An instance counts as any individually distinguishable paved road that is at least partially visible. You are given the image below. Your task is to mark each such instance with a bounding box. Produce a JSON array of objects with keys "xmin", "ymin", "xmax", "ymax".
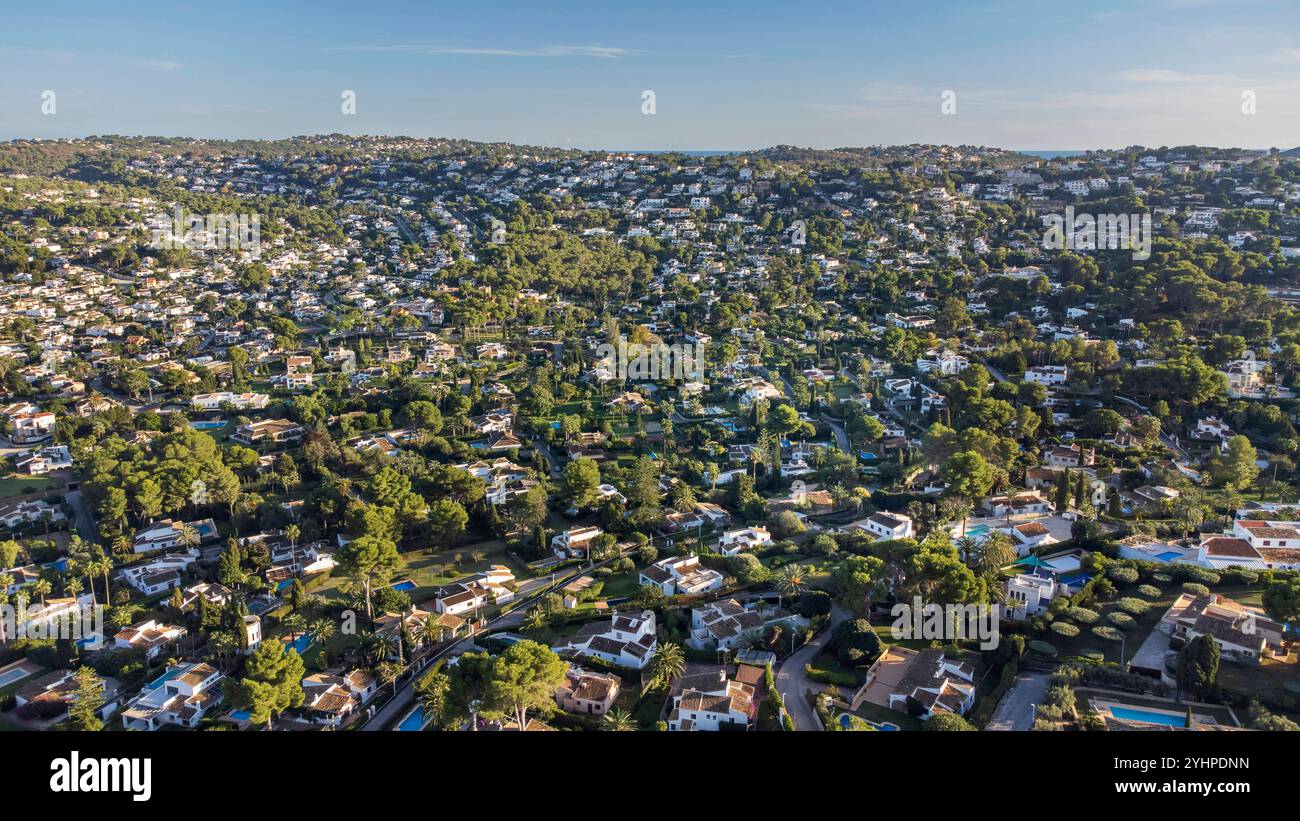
[
  {"xmin": 774, "ymin": 604, "xmax": 850, "ymax": 731},
  {"xmin": 984, "ymin": 670, "xmax": 1050, "ymax": 731},
  {"xmin": 361, "ymin": 549, "xmax": 629, "ymax": 731},
  {"xmin": 64, "ymin": 489, "xmax": 100, "ymax": 545},
  {"xmin": 819, "ymin": 414, "xmax": 851, "ymax": 454}
]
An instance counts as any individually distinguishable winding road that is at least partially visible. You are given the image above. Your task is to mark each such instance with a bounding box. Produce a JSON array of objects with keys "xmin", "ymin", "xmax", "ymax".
[{"xmin": 774, "ymin": 604, "xmax": 850, "ymax": 731}]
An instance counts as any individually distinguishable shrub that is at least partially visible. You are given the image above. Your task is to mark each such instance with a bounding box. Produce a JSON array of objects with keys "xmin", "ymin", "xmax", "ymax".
[
  {"xmin": 1067, "ymin": 607, "xmax": 1100, "ymax": 624},
  {"xmin": 1028, "ymin": 640, "xmax": 1057, "ymax": 657},
  {"xmin": 1220, "ymin": 568, "xmax": 1258, "ymax": 586},
  {"xmin": 1050, "ymin": 622, "xmax": 1080, "ymax": 637},
  {"xmin": 1137, "ymin": 584, "xmax": 1162, "ymax": 598},
  {"xmin": 1153, "ymin": 573, "xmax": 1172, "ymax": 584},
  {"xmin": 1173, "ymin": 565, "xmax": 1220, "ymax": 585},
  {"xmin": 1182, "ymin": 582, "xmax": 1210, "ymax": 597},
  {"xmin": 832, "ymin": 619, "xmax": 883, "ymax": 668},
  {"xmin": 924, "ymin": 712, "xmax": 976, "ymax": 731},
  {"xmin": 1092, "ymin": 626, "xmax": 1124, "ymax": 642},
  {"xmin": 794, "ymin": 590, "xmax": 833, "ymax": 619},
  {"xmin": 804, "ymin": 665, "xmax": 860, "ymax": 688},
  {"xmin": 1114, "ymin": 597, "xmax": 1149, "ymax": 615},
  {"xmin": 1107, "ymin": 612, "xmax": 1136, "ymax": 629},
  {"xmin": 1108, "ymin": 566, "xmax": 1139, "ymax": 585}
]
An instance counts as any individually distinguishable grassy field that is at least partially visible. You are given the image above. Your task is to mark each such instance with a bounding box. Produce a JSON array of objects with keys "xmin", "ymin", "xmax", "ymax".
[
  {"xmin": 1043, "ymin": 586, "xmax": 1179, "ymax": 665},
  {"xmin": 598, "ymin": 571, "xmax": 640, "ymax": 599},
  {"xmin": 0, "ymin": 475, "xmax": 63, "ymax": 499},
  {"xmin": 314, "ymin": 539, "xmax": 531, "ymax": 603}
]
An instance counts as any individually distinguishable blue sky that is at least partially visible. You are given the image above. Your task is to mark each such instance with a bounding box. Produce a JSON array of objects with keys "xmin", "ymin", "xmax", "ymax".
[{"xmin": 1, "ymin": 0, "xmax": 1297, "ymax": 150}]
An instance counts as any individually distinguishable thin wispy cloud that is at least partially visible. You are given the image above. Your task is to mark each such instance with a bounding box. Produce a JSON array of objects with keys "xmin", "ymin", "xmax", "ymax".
[
  {"xmin": 329, "ymin": 44, "xmax": 636, "ymax": 59},
  {"xmin": 1116, "ymin": 68, "xmax": 1222, "ymax": 84},
  {"xmin": 133, "ymin": 58, "xmax": 182, "ymax": 70}
]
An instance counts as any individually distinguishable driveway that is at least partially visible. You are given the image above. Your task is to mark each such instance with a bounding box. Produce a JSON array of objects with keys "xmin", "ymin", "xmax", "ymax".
[
  {"xmin": 819, "ymin": 414, "xmax": 851, "ymax": 455},
  {"xmin": 984, "ymin": 670, "xmax": 1050, "ymax": 731},
  {"xmin": 774, "ymin": 604, "xmax": 850, "ymax": 731},
  {"xmin": 64, "ymin": 488, "xmax": 100, "ymax": 544}
]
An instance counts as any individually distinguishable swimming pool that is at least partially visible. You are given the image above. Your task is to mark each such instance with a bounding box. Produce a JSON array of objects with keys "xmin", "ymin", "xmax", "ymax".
[
  {"xmin": 964, "ymin": 524, "xmax": 991, "ymax": 538},
  {"xmin": 1154, "ymin": 550, "xmax": 1183, "ymax": 562},
  {"xmin": 190, "ymin": 420, "xmax": 226, "ymax": 430},
  {"xmin": 144, "ymin": 668, "xmax": 184, "ymax": 690},
  {"xmin": 1109, "ymin": 706, "xmax": 1187, "ymax": 726},
  {"xmin": 282, "ymin": 632, "xmax": 315, "ymax": 654},
  {"xmin": 0, "ymin": 665, "xmax": 36, "ymax": 687},
  {"xmin": 398, "ymin": 707, "xmax": 428, "ymax": 731},
  {"xmin": 391, "ymin": 579, "xmax": 416, "ymax": 592}
]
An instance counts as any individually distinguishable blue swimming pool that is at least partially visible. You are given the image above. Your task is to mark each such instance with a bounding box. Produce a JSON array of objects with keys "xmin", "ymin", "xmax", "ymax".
[
  {"xmin": 1155, "ymin": 550, "xmax": 1183, "ymax": 562},
  {"xmin": 145, "ymin": 668, "xmax": 184, "ymax": 690},
  {"xmin": 230, "ymin": 710, "xmax": 251, "ymax": 721},
  {"xmin": 1109, "ymin": 706, "xmax": 1186, "ymax": 726},
  {"xmin": 0, "ymin": 666, "xmax": 35, "ymax": 687},
  {"xmin": 398, "ymin": 707, "xmax": 428, "ymax": 731},
  {"xmin": 964, "ymin": 524, "xmax": 991, "ymax": 538},
  {"xmin": 391, "ymin": 580, "xmax": 416, "ymax": 592},
  {"xmin": 190, "ymin": 420, "xmax": 226, "ymax": 430},
  {"xmin": 282, "ymin": 633, "xmax": 314, "ymax": 654}
]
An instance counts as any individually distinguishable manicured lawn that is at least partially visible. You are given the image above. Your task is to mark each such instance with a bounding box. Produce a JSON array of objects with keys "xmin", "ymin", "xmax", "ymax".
[
  {"xmin": 0, "ymin": 475, "xmax": 63, "ymax": 499},
  {"xmin": 808, "ymin": 645, "xmax": 867, "ymax": 686},
  {"xmin": 598, "ymin": 572, "xmax": 640, "ymax": 599},
  {"xmin": 1043, "ymin": 587, "xmax": 1178, "ymax": 665},
  {"xmin": 315, "ymin": 540, "xmax": 532, "ymax": 603}
]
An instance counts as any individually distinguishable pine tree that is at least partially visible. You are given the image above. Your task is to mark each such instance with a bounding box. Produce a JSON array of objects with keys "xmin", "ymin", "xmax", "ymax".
[
  {"xmin": 67, "ymin": 666, "xmax": 105, "ymax": 731},
  {"xmin": 1055, "ymin": 470, "xmax": 1071, "ymax": 511}
]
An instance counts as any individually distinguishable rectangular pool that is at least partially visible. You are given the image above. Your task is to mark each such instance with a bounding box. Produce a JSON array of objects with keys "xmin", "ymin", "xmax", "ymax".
[
  {"xmin": 398, "ymin": 707, "xmax": 427, "ymax": 731},
  {"xmin": 1109, "ymin": 706, "xmax": 1187, "ymax": 726}
]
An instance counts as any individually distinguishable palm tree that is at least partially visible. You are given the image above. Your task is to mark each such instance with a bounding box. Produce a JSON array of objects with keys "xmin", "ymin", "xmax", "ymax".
[
  {"xmin": 32, "ymin": 578, "xmax": 51, "ymax": 608},
  {"xmin": 647, "ymin": 642, "xmax": 686, "ymax": 691},
  {"xmin": 96, "ymin": 557, "xmax": 113, "ymax": 604},
  {"xmin": 523, "ymin": 607, "xmax": 547, "ymax": 632},
  {"xmin": 0, "ymin": 574, "xmax": 10, "ymax": 644},
  {"xmin": 955, "ymin": 536, "xmax": 978, "ymax": 565},
  {"xmin": 775, "ymin": 563, "xmax": 809, "ymax": 607},
  {"xmin": 309, "ymin": 618, "xmax": 336, "ymax": 644},
  {"xmin": 285, "ymin": 524, "xmax": 301, "ymax": 553},
  {"xmin": 282, "ymin": 612, "xmax": 308, "ymax": 636},
  {"xmin": 975, "ymin": 531, "xmax": 1017, "ymax": 579},
  {"xmin": 421, "ymin": 614, "xmax": 445, "ymax": 647},
  {"xmin": 601, "ymin": 708, "xmax": 637, "ymax": 731},
  {"xmin": 377, "ymin": 661, "xmax": 403, "ymax": 696},
  {"xmin": 418, "ymin": 672, "xmax": 451, "ymax": 729},
  {"xmin": 366, "ymin": 631, "xmax": 400, "ymax": 667},
  {"xmin": 178, "ymin": 524, "xmax": 201, "ymax": 551}
]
